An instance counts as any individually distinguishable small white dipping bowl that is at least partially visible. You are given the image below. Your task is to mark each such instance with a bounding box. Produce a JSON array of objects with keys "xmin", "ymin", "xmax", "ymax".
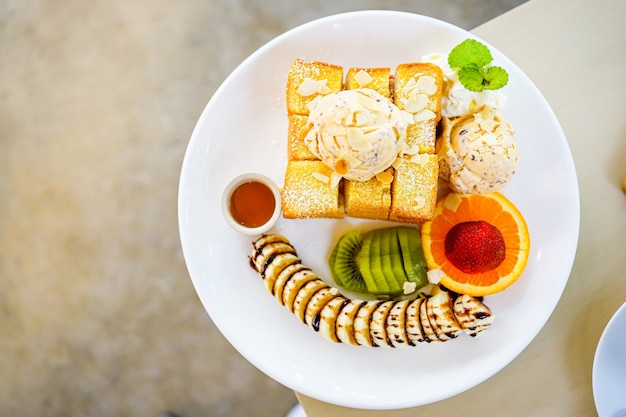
[
  {"xmin": 593, "ymin": 301, "xmax": 626, "ymax": 417},
  {"xmin": 221, "ymin": 173, "xmax": 282, "ymax": 236}
]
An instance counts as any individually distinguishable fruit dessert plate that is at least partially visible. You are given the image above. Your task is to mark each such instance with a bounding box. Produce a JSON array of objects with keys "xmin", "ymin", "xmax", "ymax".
[{"xmin": 178, "ymin": 11, "xmax": 579, "ymax": 410}]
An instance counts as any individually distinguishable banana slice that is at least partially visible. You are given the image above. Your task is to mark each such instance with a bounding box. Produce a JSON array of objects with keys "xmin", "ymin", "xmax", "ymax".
[
  {"xmin": 304, "ymin": 286, "xmax": 338, "ymax": 327},
  {"xmin": 353, "ymin": 301, "xmax": 381, "ymax": 346},
  {"xmin": 426, "ymin": 291, "xmax": 462, "ymax": 341},
  {"xmin": 317, "ymin": 296, "xmax": 350, "ymax": 343},
  {"xmin": 405, "ymin": 298, "xmax": 426, "ymax": 345},
  {"xmin": 292, "ymin": 279, "xmax": 329, "ymax": 323},
  {"xmin": 453, "ymin": 294, "xmax": 495, "ymax": 337},
  {"xmin": 386, "ymin": 300, "xmax": 410, "ymax": 347},
  {"xmin": 370, "ymin": 301, "xmax": 395, "ymax": 348},
  {"xmin": 270, "ymin": 255, "xmax": 305, "ymax": 298},
  {"xmin": 281, "ymin": 268, "xmax": 319, "ymax": 312},
  {"xmin": 336, "ymin": 300, "xmax": 365, "ymax": 345},
  {"xmin": 419, "ymin": 297, "xmax": 439, "ymax": 342}
]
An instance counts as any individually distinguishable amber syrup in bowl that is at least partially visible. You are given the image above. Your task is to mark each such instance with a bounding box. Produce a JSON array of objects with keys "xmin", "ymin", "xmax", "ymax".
[{"xmin": 222, "ymin": 173, "xmax": 281, "ymax": 235}]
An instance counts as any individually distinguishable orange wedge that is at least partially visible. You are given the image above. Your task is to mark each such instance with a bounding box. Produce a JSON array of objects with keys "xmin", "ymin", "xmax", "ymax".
[{"xmin": 421, "ymin": 192, "xmax": 530, "ymax": 296}]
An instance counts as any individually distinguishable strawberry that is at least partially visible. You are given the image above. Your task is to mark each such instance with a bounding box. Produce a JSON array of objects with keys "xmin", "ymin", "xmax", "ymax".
[{"xmin": 444, "ymin": 221, "xmax": 505, "ymax": 273}]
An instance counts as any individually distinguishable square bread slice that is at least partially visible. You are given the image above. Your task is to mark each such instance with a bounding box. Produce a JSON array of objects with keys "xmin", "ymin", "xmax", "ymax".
[
  {"xmin": 345, "ymin": 67, "xmax": 391, "ymax": 98},
  {"xmin": 344, "ymin": 169, "xmax": 393, "ymax": 220},
  {"xmin": 394, "ymin": 63, "xmax": 443, "ymax": 156},
  {"xmin": 389, "ymin": 155, "xmax": 438, "ymax": 223},
  {"xmin": 286, "ymin": 58, "xmax": 343, "ymax": 116},
  {"xmin": 282, "ymin": 161, "xmax": 344, "ymax": 219},
  {"xmin": 393, "ymin": 62, "xmax": 443, "ymax": 117},
  {"xmin": 406, "ymin": 118, "xmax": 437, "ymax": 155},
  {"xmin": 287, "ymin": 113, "xmax": 317, "ymax": 161}
]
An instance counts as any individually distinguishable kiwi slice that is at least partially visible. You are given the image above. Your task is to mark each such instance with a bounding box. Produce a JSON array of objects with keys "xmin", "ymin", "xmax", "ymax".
[
  {"xmin": 379, "ymin": 228, "xmax": 404, "ymax": 295},
  {"xmin": 359, "ymin": 230, "xmax": 376, "ymax": 293},
  {"xmin": 397, "ymin": 227, "xmax": 429, "ymax": 290},
  {"xmin": 377, "ymin": 228, "xmax": 396, "ymax": 294},
  {"xmin": 364, "ymin": 228, "xmax": 389, "ymax": 293},
  {"xmin": 328, "ymin": 229, "xmax": 368, "ymax": 293},
  {"xmin": 388, "ymin": 228, "xmax": 410, "ymax": 292}
]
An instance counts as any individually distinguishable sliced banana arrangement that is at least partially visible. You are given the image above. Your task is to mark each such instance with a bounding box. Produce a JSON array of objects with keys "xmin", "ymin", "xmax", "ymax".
[{"xmin": 250, "ymin": 234, "xmax": 494, "ymax": 347}]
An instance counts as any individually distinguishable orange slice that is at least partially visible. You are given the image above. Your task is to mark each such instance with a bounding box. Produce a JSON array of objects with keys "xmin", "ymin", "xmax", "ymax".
[{"xmin": 421, "ymin": 192, "xmax": 530, "ymax": 296}]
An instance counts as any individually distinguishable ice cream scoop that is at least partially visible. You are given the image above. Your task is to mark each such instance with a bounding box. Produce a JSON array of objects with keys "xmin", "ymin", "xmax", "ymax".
[
  {"xmin": 438, "ymin": 105, "xmax": 518, "ymax": 194},
  {"xmin": 303, "ymin": 88, "xmax": 411, "ymax": 181}
]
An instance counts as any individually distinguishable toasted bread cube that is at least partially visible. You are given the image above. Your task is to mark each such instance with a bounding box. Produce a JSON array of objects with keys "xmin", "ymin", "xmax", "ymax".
[
  {"xmin": 287, "ymin": 113, "xmax": 318, "ymax": 161},
  {"xmin": 286, "ymin": 58, "xmax": 343, "ymax": 116},
  {"xmin": 344, "ymin": 169, "xmax": 393, "ymax": 220},
  {"xmin": 282, "ymin": 161, "xmax": 344, "ymax": 219},
  {"xmin": 406, "ymin": 118, "xmax": 437, "ymax": 155},
  {"xmin": 389, "ymin": 155, "xmax": 437, "ymax": 223},
  {"xmin": 394, "ymin": 63, "xmax": 443, "ymax": 120},
  {"xmin": 345, "ymin": 67, "xmax": 391, "ymax": 98}
]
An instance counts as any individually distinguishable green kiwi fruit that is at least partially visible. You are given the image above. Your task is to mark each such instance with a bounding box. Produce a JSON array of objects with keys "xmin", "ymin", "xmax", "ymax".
[
  {"xmin": 388, "ymin": 228, "xmax": 410, "ymax": 292},
  {"xmin": 328, "ymin": 229, "xmax": 367, "ymax": 293},
  {"xmin": 370, "ymin": 228, "xmax": 392, "ymax": 294},
  {"xmin": 397, "ymin": 227, "xmax": 429, "ymax": 290}
]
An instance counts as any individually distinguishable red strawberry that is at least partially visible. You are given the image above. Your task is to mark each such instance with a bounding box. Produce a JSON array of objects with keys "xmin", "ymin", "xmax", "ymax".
[{"xmin": 444, "ymin": 221, "xmax": 506, "ymax": 273}]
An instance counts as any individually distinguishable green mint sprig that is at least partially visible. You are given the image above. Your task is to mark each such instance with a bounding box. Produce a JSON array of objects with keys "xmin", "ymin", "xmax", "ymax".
[{"xmin": 448, "ymin": 39, "xmax": 509, "ymax": 92}]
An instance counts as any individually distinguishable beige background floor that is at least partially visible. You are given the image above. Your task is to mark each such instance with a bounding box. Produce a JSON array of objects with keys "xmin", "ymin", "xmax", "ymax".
[{"xmin": 0, "ymin": 1, "xmax": 527, "ymax": 416}]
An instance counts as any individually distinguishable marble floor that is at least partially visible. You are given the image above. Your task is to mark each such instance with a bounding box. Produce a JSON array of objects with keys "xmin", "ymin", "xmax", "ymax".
[{"xmin": 0, "ymin": 0, "xmax": 527, "ymax": 416}]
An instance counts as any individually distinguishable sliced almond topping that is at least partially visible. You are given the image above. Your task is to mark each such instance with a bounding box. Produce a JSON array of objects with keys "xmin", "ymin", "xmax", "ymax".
[
  {"xmin": 376, "ymin": 171, "xmax": 394, "ymax": 184},
  {"xmin": 334, "ymin": 159, "xmax": 349, "ymax": 175},
  {"xmin": 479, "ymin": 118, "xmax": 498, "ymax": 133},
  {"xmin": 317, "ymin": 80, "xmax": 331, "ymax": 95},
  {"xmin": 329, "ymin": 172, "xmax": 342, "ymax": 188},
  {"xmin": 326, "ymin": 123, "xmax": 345, "ymax": 137},
  {"xmin": 427, "ymin": 268, "xmax": 445, "ymax": 284},
  {"xmin": 403, "ymin": 281, "xmax": 417, "ymax": 295},
  {"xmin": 312, "ymin": 171, "xmax": 330, "ymax": 183},
  {"xmin": 481, "ymin": 132, "xmax": 499, "ymax": 146},
  {"xmin": 413, "ymin": 109, "xmax": 436, "ymax": 122},
  {"xmin": 404, "ymin": 77, "xmax": 417, "ymax": 91},
  {"xmin": 355, "ymin": 111, "xmax": 374, "ymax": 126},
  {"xmin": 341, "ymin": 151, "xmax": 362, "ymax": 169},
  {"xmin": 357, "ymin": 93, "xmax": 384, "ymax": 112},
  {"xmin": 298, "ymin": 123, "xmax": 313, "ymax": 141},
  {"xmin": 442, "ymin": 193, "xmax": 463, "ymax": 212},
  {"xmin": 297, "ymin": 78, "xmax": 331, "ymax": 97},
  {"xmin": 403, "ymin": 144, "xmax": 419, "ymax": 156},
  {"xmin": 297, "ymin": 78, "xmax": 322, "ymax": 96},
  {"xmin": 354, "ymin": 70, "xmax": 373, "ymax": 87},
  {"xmin": 413, "ymin": 196, "xmax": 425, "ymax": 209},
  {"xmin": 405, "ymin": 93, "xmax": 429, "ymax": 113},
  {"xmin": 415, "ymin": 76, "xmax": 438, "ymax": 95},
  {"xmin": 347, "ymin": 128, "xmax": 372, "ymax": 152}
]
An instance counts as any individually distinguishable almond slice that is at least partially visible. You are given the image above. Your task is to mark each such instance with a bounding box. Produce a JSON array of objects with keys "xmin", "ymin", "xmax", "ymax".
[
  {"xmin": 312, "ymin": 171, "xmax": 330, "ymax": 183},
  {"xmin": 354, "ymin": 70, "xmax": 373, "ymax": 87},
  {"xmin": 413, "ymin": 109, "xmax": 436, "ymax": 122},
  {"xmin": 416, "ymin": 76, "xmax": 438, "ymax": 96}
]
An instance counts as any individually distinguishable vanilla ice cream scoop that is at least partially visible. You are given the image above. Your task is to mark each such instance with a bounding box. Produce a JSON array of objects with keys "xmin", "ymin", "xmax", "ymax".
[
  {"xmin": 303, "ymin": 88, "xmax": 410, "ymax": 181},
  {"xmin": 438, "ymin": 105, "xmax": 518, "ymax": 194}
]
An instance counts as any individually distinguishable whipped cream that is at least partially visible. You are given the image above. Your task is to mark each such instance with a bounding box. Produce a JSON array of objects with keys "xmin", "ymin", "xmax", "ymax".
[{"xmin": 422, "ymin": 53, "xmax": 507, "ymax": 118}]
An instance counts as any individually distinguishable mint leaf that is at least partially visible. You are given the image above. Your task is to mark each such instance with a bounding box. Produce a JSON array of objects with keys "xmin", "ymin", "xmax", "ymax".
[
  {"xmin": 447, "ymin": 38, "xmax": 509, "ymax": 92},
  {"xmin": 458, "ymin": 65, "xmax": 486, "ymax": 92},
  {"xmin": 482, "ymin": 66, "xmax": 509, "ymax": 90},
  {"xmin": 448, "ymin": 39, "xmax": 493, "ymax": 69}
]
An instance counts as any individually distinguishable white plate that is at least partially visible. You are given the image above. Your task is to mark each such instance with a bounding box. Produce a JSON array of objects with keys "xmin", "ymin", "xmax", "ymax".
[
  {"xmin": 593, "ymin": 302, "xmax": 626, "ymax": 417},
  {"xmin": 178, "ymin": 11, "xmax": 580, "ymax": 409}
]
